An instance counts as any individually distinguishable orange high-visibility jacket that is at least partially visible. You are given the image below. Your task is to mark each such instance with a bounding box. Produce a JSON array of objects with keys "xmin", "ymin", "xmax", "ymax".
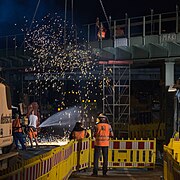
[
  {"xmin": 98, "ymin": 30, "xmax": 106, "ymax": 39},
  {"xmin": 94, "ymin": 123, "xmax": 113, "ymax": 147},
  {"xmin": 12, "ymin": 118, "xmax": 22, "ymax": 133},
  {"xmin": 72, "ymin": 130, "xmax": 86, "ymax": 140}
]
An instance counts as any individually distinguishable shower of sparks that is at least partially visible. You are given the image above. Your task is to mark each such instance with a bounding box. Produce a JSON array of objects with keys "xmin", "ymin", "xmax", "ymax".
[{"xmin": 23, "ymin": 13, "xmax": 104, "ymax": 103}]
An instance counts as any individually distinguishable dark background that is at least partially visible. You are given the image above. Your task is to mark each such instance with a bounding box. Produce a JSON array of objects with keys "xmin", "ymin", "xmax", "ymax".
[{"xmin": 0, "ymin": 0, "xmax": 179, "ymax": 35}]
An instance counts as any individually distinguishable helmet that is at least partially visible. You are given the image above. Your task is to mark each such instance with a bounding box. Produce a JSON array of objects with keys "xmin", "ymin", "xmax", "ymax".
[
  {"xmin": 98, "ymin": 113, "xmax": 108, "ymax": 123},
  {"xmin": 98, "ymin": 113, "xmax": 107, "ymax": 118}
]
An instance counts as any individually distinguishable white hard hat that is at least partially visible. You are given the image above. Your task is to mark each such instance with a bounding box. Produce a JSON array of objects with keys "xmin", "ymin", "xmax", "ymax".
[{"xmin": 98, "ymin": 113, "xmax": 107, "ymax": 118}]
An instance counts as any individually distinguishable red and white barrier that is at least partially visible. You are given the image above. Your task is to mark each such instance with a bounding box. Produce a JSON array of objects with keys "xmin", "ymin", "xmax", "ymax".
[
  {"xmin": 109, "ymin": 141, "xmax": 154, "ymax": 150},
  {"xmin": 41, "ymin": 158, "xmax": 52, "ymax": 176},
  {"xmin": 24, "ymin": 163, "xmax": 41, "ymax": 180}
]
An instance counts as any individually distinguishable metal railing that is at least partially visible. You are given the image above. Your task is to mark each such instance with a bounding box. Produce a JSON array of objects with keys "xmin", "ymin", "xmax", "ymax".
[
  {"xmin": 0, "ymin": 8, "xmax": 180, "ymax": 57},
  {"xmin": 82, "ymin": 8, "xmax": 180, "ymax": 45}
]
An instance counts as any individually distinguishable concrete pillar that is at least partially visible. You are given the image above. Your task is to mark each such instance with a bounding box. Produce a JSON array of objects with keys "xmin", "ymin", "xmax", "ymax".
[
  {"xmin": 165, "ymin": 62, "xmax": 175, "ymax": 86},
  {"xmin": 163, "ymin": 61, "xmax": 176, "ymax": 144}
]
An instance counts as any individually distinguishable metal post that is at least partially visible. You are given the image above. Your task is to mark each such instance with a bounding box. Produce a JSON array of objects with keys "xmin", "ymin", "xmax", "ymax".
[
  {"xmin": 176, "ymin": 5, "xmax": 179, "ymax": 33},
  {"xmin": 109, "ymin": 15, "xmax": 112, "ymax": 39},
  {"xmin": 102, "ymin": 64, "xmax": 105, "ymax": 114},
  {"xmin": 112, "ymin": 64, "xmax": 115, "ymax": 131},
  {"xmin": 159, "ymin": 14, "xmax": 162, "ymax": 43},
  {"xmin": 159, "ymin": 14, "xmax": 162, "ymax": 35},
  {"xmin": 143, "ymin": 16, "xmax": 146, "ymax": 45},
  {"xmin": 125, "ymin": 13, "xmax": 128, "ymax": 38},
  {"xmin": 113, "ymin": 20, "xmax": 116, "ymax": 47},
  {"xmin": 128, "ymin": 64, "xmax": 131, "ymax": 137},
  {"xmin": 128, "ymin": 18, "xmax": 131, "ymax": 46},
  {"xmin": 151, "ymin": 9, "xmax": 154, "ymax": 35}
]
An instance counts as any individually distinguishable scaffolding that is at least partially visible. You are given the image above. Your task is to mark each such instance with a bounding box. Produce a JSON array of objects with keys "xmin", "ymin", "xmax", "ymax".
[{"xmin": 102, "ymin": 61, "xmax": 131, "ymax": 138}]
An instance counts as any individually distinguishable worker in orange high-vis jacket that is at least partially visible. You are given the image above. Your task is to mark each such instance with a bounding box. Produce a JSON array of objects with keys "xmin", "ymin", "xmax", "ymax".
[
  {"xmin": 91, "ymin": 114, "xmax": 114, "ymax": 177},
  {"xmin": 69, "ymin": 121, "xmax": 89, "ymax": 171},
  {"xmin": 12, "ymin": 114, "xmax": 26, "ymax": 150},
  {"xmin": 69, "ymin": 122, "xmax": 89, "ymax": 140}
]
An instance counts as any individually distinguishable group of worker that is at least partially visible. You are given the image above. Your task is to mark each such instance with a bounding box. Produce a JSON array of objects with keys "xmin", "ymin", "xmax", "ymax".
[
  {"xmin": 12, "ymin": 110, "xmax": 39, "ymax": 151},
  {"xmin": 12, "ymin": 110, "xmax": 113, "ymax": 176},
  {"xmin": 70, "ymin": 113, "xmax": 114, "ymax": 177}
]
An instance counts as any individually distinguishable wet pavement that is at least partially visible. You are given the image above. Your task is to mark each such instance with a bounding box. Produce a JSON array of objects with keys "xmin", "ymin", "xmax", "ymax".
[
  {"xmin": 69, "ymin": 166, "xmax": 163, "ymax": 180},
  {"xmin": 18, "ymin": 145, "xmax": 58, "ymax": 160}
]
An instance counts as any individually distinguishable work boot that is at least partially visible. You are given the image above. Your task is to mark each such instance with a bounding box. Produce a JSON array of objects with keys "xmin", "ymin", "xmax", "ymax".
[{"xmin": 103, "ymin": 170, "xmax": 107, "ymax": 176}]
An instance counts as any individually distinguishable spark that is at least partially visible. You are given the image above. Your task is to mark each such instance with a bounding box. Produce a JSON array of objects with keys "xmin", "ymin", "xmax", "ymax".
[{"xmin": 24, "ymin": 13, "xmax": 102, "ymax": 106}]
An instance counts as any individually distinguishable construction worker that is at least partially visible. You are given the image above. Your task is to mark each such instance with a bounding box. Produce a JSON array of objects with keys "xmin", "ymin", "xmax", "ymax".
[
  {"xmin": 69, "ymin": 122, "xmax": 89, "ymax": 140},
  {"xmin": 12, "ymin": 114, "xmax": 26, "ymax": 150},
  {"xmin": 69, "ymin": 121, "xmax": 89, "ymax": 171},
  {"xmin": 96, "ymin": 17, "xmax": 106, "ymax": 40},
  {"xmin": 97, "ymin": 22, "xmax": 106, "ymax": 40},
  {"xmin": 28, "ymin": 110, "xmax": 39, "ymax": 148},
  {"xmin": 91, "ymin": 114, "xmax": 114, "ymax": 176}
]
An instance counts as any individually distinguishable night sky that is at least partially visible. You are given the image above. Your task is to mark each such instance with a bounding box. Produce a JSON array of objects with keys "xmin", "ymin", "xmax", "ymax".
[{"xmin": 0, "ymin": 0, "xmax": 179, "ymax": 36}]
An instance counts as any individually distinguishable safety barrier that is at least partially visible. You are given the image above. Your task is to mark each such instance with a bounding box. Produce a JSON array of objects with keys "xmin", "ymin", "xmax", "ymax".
[
  {"xmin": 90, "ymin": 139, "xmax": 156, "ymax": 169},
  {"xmin": 0, "ymin": 138, "xmax": 156, "ymax": 180},
  {"xmin": 163, "ymin": 138, "xmax": 180, "ymax": 180}
]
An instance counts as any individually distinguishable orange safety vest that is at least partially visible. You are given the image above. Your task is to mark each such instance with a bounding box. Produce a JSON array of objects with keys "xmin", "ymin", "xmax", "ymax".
[
  {"xmin": 72, "ymin": 130, "xmax": 86, "ymax": 140},
  {"xmin": 94, "ymin": 123, "xmax": 112, "ymax": 147},
  {"xmin": 12, "ymin": 118, "xmax": 22, "ymax": 133},
  {"xmin": 28, "ymin": 127, "xmax": 37, "ymax": 139},
  {"xmin": 98, "ymin": 30, "xmax": 106, "ymax": 39}
]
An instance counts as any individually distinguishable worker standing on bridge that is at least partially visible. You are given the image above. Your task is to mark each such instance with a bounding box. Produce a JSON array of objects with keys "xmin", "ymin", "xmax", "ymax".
[
  {"xmin": 12, "ymin": 114, "xmax": 26, "ymax": 150},
  {"xmin": 91, "ymin": 114, "xmax": 114, "ymax": 176},
  {"xmin": 28, "ymin": 110, "xmax": 39, "ymax": 148}
]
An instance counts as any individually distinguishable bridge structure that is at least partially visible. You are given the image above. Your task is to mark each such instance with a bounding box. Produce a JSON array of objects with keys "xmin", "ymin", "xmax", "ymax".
[{"xmin": 79, "ymin": 8, "xmax": 180, "ymax": 140}]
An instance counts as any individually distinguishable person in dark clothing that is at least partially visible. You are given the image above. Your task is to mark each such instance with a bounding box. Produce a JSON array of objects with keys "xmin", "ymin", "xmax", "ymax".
[
  {"xmin": 69, "ymin": 121, "xmax": 90, "ymax": 171},
  {"xmin": 69, "ymin": 122, "xmax": 89, "ymax": 140},
  {"xmin": 12, "ymin": 114, "xmax": 26, "ymax": 150}
]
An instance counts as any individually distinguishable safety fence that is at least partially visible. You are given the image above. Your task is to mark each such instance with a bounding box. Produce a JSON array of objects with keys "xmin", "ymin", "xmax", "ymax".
[
  {"xmin": 0, "ymin": 138, "xmax": 156, "ymax": 180},
  {"xmin": 163, "ymin": 138, "xmax": 180, "ymax": 180},
  {"xmin": 90, "ymin": 139, "xmax": 156, "ymax": 169}
]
